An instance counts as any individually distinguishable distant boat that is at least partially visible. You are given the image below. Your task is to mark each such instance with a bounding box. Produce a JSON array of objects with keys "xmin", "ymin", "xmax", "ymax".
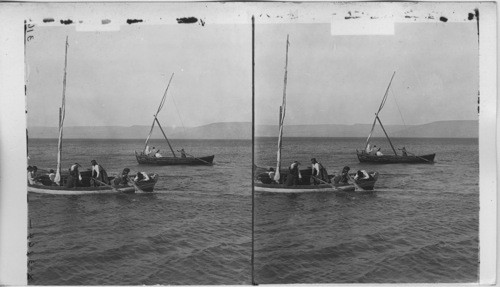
[
  {"xmin": 254, "ymin": 36, "xmax": 378, "ymax": 193},
  {"xmin": 135, "ymin": 73, "xmax": 214, "ymax": 166},
  {"xmin": 356, "ymin": 72, "xmax": 436, "ymax": 164},
  {"xmin": 28, "ymin": 37, "xmax": 159, "ymax": 194}
]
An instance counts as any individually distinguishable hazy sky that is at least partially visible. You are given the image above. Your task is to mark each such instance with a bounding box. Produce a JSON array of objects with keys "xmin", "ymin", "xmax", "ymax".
[
  {"xmin": 255, "ymin": 21, "xmax": 479, "ymax": 126},
  {"xmin": 25, "ymin": 2, "xmax": 479, "ymax": 129},
  {"xmin": 26, "ymin": 23, "xmax": 251, "ymax": 128}
]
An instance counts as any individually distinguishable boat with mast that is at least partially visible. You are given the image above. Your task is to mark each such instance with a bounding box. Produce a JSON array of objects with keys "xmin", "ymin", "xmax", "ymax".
[
  {"xmin": 356, "ymin": 72, "xmax": 436, "ymax": 164},
  {"xmin": 134, "ymin": 73, "xmax": 214, "ymax": 166},
  {"xmin": 28, "ymin": 37, "xmax": 158, "ymax": 194},
  {"xmin": 254, "ymin": 36, "xmax": 378, "ymax": 193}
]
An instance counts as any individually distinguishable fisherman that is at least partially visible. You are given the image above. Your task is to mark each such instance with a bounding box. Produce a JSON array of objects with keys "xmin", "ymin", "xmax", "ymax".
[
  {"xmin": 285, "ymin": 161, "xmax": 302, "ymax": 186},
  {"xmin": 27, "ymin": 166, "xmax": 39, "ymax": 185},
  {"xmin": 268, "ymin": 167, "xmax": 276, "ymax": 181},
  {"xmin": 150, "ymin": 147, "xmax": 157, "ymax": 157},
  {"xmin": 91, "ymin": 160, "xmax": 109, "ymax": 186},
  {"xmin": 180, "ymin": 148, "xmax": 187, "ymax": 158},
  {"xmin": 365, "ymin": 143, "xmax": 373, "ymax": 154},
  {"xmin": 154, "ymin": 150, "xmax": 162, "ymax": 158},
  {"xmin": 334, "ymin": 166, "xmax": 351, "ymax": 184},
  {"xmin": 399, "ymin": 146, "xmax": 408, "ymax": 156},
  {"xmin": 354, "ymin": 169, "xmax": 372, "ymax": 181},
  {"xmin": 310, "ymin": 158, "xmax": 329, "ymax": 184},
  {"xmin": 113, "ymin": 168, "xmax": 131, "ymax": 186},
  {"xmin": 66, "ymin": 163, "xmax": 82, "ymax": 188},
  {"xmin": 371, "ymin": 145, "xmax": 377, "ymax": 155},
  {"xmin": 134, "ymin": 171, "xmax": 150, "ymax": 182},
  {"xmin": 376, "ymin": 148, "xmax": 384, "ymax": 156},
  {"xmin": 48, "ymin": 169, "xmax": 56, "ymax": 184},
  {"xmin": 144, "ymin": 145, "xmax": 152, "ymax": 156}
]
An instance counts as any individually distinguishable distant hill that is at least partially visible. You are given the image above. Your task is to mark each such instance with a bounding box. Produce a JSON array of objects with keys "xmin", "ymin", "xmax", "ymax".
[{"xmin": 28, "ymin": 120, "xmax": 477, "ymax": 139}]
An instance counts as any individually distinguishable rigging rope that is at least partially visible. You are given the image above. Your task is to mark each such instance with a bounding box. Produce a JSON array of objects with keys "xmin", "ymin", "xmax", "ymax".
[
  {"xmin": 391, "ymin": 87, "xmax": 407, "ymax": 128},
  {"xmin": 170, "ymin": 92, "xmax": 187, "ymax": 137}
]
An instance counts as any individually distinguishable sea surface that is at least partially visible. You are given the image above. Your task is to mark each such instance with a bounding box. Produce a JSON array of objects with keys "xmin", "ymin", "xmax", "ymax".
[
  {"xmin": 254, "ymin": 137, "xmax": 479, "ymax": 283},
  {"xmin": 28, "ymin": 139, "xmax": 252, "ymax": 285}
]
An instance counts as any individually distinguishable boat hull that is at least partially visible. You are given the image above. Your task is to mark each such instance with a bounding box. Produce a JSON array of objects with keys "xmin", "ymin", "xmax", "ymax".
[
  {"xmin": 135, "ymin": 151, "xmax": 214, "ymax": 165},
  {"xmin": 357, "ymin": 151, "xmax": 435, "ymax": 164},
  {"xmin": 28, "ymin": 173, "xmax": 159, "ymax": 195},
  {"xmin": 254, "ymin": 171, "xmax": 378, "ymax": 193}
]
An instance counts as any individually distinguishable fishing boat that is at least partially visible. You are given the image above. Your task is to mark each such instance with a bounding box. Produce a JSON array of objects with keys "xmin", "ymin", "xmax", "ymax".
[
  {"xmin": 254, "ymin": 36, "xmax": 378, "ymax": 194},
  {"xmin": 28, "ymin": 171, "xmax": 159, "ymax": 195},
  {"xmin": 28, "ymin": 37, "xmax": 159, "ymax": 195},
  {"xmin": 135, "ymin": 73, "xmax": 214, "ymax": 166},
  {"xmin": 356, "ymin": 72, "xmax": 436, "ymax": 164}
]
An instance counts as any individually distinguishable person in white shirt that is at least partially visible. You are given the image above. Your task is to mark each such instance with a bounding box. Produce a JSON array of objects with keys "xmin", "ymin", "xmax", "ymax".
[
  {"xmin": 48, "ymin": 169, "xmax": 56, "ymax": 183},
  {"xmin": 144, "ymin": 145, "xmax": 152, "ymax": 156},
  {"xmin": 310, "ymin": 158, "xmax": 329, "ymax": 184},
  {"xmin": 134, "ymin": 172, "xmax": 150, "ymax": 182},
  {"xmin": 354, "ymin": 170, "xmax": 371, "ymax": 180},
  {"xmin": 155, "ymin": 151, "xmax": 162, "ymax": 158},
  {"xmin": 365, "ymin": 143, "xmax": 373, "ymax": 154},
  {"xmin": 91, "ymin": 160, "xmax": 109, "ymax": 186},
  {"xmin": 376, "ymin": 148, "xmax": 383, "ymax": 156}
]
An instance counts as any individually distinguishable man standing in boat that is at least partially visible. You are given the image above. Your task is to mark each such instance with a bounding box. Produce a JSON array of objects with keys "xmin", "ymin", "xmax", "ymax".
[
  {"xmin": 90, "ymin": 160, "xmax": 109, "ymax": 186},
  {"xmin": 310, "ymin": 158, "xmax": 329, "ymax": 184},
  {"xmin": 285, "ymin": 161, "xmax": 302, "ymax": 186}
]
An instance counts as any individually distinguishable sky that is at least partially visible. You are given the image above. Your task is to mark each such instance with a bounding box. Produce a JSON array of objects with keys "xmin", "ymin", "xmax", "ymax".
[
  {"xmin": 24, "ymin": 2, "xmax": 480, "ymax": 129},
  {"xmin": 255, "ymin": 21, "xmax": 479, "ymax": 126},
  {"xmin": 26, "ymin": 22, "xmax": 252, "ymax": 128}
]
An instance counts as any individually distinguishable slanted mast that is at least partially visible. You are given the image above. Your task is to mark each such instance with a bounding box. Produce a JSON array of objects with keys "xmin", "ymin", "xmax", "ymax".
[
  {"xmin": 364, "ymin": 71, "xmax": 398, "ymax": 156},
  {"xmin": 143, "ymin": 73, "xmax": 176, "ymax": 157}
]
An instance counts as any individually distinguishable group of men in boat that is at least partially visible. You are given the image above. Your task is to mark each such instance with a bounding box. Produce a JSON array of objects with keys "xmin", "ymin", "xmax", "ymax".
[
  {"xmin": 143, "ymin": 146, "xmax": 188, "ymax": 158},
  {"xmin": 364, "ymin": 143, "xmax": 409, "ymax": 157},
  {"xmin": 261, "ymin": 158, "xmax": 373, "ymax": 186},
  {"xmin": 27, "ymin": 159, "xmax": 152, "ymax": 188}
]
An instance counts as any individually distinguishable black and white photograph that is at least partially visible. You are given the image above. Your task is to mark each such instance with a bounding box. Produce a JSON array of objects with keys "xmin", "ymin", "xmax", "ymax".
[{"xmin": 0, "ymin": 1, "xmax": 497, "ymax": 286}]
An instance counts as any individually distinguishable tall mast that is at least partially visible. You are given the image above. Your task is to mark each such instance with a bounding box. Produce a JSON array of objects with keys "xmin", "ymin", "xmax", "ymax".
[
  {"xmin": 274, "ymin": 35, "xmax": 289, "ymax": 182},
  {"xmin": 54, "ymin": 36, "xmax": 69, "ymax": 185},
  {"xmin": 143, "ymin": 73, "xmax": 176, "ymax": 157},
  {"xmin": 364, "ymin": 71, "xmax": 396, "ymax": 151}
]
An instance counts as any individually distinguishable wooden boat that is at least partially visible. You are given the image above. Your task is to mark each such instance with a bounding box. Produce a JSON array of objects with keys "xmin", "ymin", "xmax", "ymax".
[
  {"xmin": 358, "ymin": 72, "xmax": 436, "ymax": 164},
  {"xmin": 135, "ymin": 73, "xmax": 214, "ymax": 166},
  {"xmin": 254, "ymin": 36, "xmax": 377, "ymax": 194},
  {"xmin": 28, "ymin": 171, "xmax": 159, "ymax": 195},
  {"xmin": 28, "ymin": 37, "xmax": 159, "ymax": 195},
  {"xmin": 255, "ymin": 169, "xmax": 378, "ymax": 194}
]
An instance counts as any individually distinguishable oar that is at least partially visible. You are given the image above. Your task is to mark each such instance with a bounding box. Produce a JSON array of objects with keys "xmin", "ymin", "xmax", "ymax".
[
  {"xmin": 126, "ymin": 173, "xmax": 145, "ymax": 193},
  {"xmin": 180, "ymin": 151, "xmax": 213, "ymax": 166},
  {"xmin": 346, "ymin": 174, "xmax": 365, "ymax": 191},
  {"xmin": 310, "ymin": 175, "xmax": 339, "ymax": 191},
  {"xmin": 405, "ymin": 151, "xmax": 432, "ymax": 163},
  {"xmin": 90, "ymin": 178, "xmax": 119, "ymax": 193}
]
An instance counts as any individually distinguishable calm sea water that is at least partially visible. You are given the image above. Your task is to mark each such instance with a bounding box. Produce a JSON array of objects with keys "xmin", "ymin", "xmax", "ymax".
[
  {"xmin": 28, "ymin": 137, "xmax": 479, "ymax": 284},
  {"xmin": 254, "ymin": 137, "xmax": 479, "ymax": 283},
  {"xmin": 28, "ymin": 139, "xmax": 252, "ymax": 285}
]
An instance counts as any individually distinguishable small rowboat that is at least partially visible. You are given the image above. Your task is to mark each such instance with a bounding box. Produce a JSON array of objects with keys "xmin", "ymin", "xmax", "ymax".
[
  {"xmin": 28, "ymin": 172, "xmax": 159, "ymax": 195},
  {"xmin": 255, "ymin": 170, "xmax": 378, "ymax": 194},
  {"xmin": 356, "ymin": 151, "xmax": 435, "ymax": 164},
  {"xmin": 135, "ymin": 151, "xmax": 214, "ymax": 166}
]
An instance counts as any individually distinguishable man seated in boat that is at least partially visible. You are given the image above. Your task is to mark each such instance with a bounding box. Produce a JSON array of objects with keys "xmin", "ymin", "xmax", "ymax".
[
  {"xmin": 48, "ymin": 169, "xmax": 56, "ymax": 184},
  {"xmin": 179, "ymin": 148, "xmax": 187, "ymax": 158},
  {"xmin": 134, "ymin": 171, "xmax": 150, "ymax": 182},
  {"xmin": 150, "ymin": 147, "xmax": 157, "ymax": 157},
  {"xmin": 354, "ymin": 170, "xmax": 373, "ymax": 181},
  {"xmin": 285, "ymin": 161, "xmax": 302, "ymax": 186},
  {"xmin": 333, "ymin": 166, "xmax": 351, "ymax": 184},
  {"xmin": 144, "ymin": 145, "xmax": 152, "ymax": 156},
  {"xmin": 66, "ymin": 163, "xmax": 83, "ymax": 188},
  {"xmin": 310, "ymin": 158, "xmax": 330, "ymax": 184},
  {"xmin": 376, "ymin": 148, "xmax": 384, "ymax": 156},
  {"xmin": 365, "ymin": 143, "xmax": 373, "ymax": 154},
  {"xmin": 399, "ymin": 146, "xmax": 408, "ymax": 156},
  {"xmin": 371, "ymin": 145, "xmax": 378, "ymax": 155},
  {"xmin": 113, "ymin": 168, "xmax": 131, "ymax": 186},
  {"xmin": 27, "ymin": 166, "xmax": 42, "ymax": 185},
  {"xmin": 154, "ymin": 150, "xmax": 162, "ymax": 158},
  {"xmin": 90, "ymin": 160, "xmax": 109, "ymax": 186},
  {"xmin": 257, "ymin": 167, "xmax": 277, "ymax": 184}
]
